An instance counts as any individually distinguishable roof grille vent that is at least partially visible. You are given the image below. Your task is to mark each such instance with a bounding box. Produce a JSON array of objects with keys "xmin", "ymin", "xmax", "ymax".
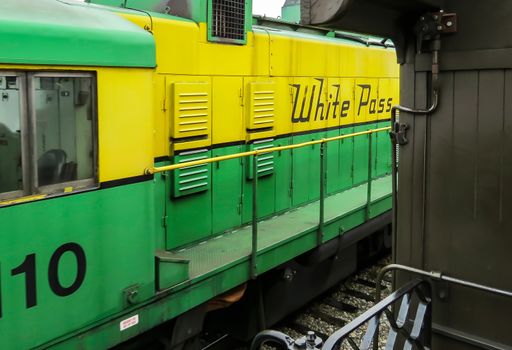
[{"xmin": 210, "ymin": 0, "xmax": 246, "ymax": 43}]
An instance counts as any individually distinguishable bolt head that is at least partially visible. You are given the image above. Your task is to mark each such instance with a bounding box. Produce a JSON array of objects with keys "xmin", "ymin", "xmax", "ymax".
[{"xmin": 306, "ymin": 331, "xmax": 316, "ymax": 343}]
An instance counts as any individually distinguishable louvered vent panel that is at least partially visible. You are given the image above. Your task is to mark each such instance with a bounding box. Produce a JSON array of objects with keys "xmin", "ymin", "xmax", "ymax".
[
  {"xmin": 247, "ymin": 139, "xmax": 275, "ymax": 180},
  {"xmin": 172, "ymin": 150, "xmax": 211, "ymax": 198},
  {"xmin": 247, "ymin": 82, "xmax": 275, "ymax": 131},
  {"xmin": 172, "ymin": 82, "xmax": 211, "ymax": 141},
  {"xmin": 210, "ymin": 0, "xmax": 246, "ymax": 42}
]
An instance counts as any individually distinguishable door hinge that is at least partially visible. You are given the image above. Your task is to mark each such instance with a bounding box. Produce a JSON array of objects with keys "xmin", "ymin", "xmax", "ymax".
[{"xmin": 162, "ymin": 215, "xmax": 168, "ymax": 228}]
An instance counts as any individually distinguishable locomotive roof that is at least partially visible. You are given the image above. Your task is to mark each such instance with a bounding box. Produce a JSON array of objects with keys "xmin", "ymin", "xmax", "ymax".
[
  {"xmin": 0, "ymin": 0, "xmax": 156, "ymax": 67},
  {"xmin": 253, "ymin": 16, "xmax": 394, "ymax": 49}
]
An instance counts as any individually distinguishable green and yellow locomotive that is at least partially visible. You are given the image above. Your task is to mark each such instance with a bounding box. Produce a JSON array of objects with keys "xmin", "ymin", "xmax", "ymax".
[{"xmin": 0, "ymin": 0, "xmax": 398, "ymax": 348}]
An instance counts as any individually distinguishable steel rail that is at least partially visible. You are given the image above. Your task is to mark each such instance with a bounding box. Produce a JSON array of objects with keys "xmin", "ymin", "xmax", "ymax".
[{"xmin": 145, "ymin": 127, "xmax": 391, "ymax": 175}]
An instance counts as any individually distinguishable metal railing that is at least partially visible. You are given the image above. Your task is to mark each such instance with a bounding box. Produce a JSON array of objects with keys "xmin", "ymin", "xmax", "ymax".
[
  {"xmin": 324, "ymin": 279, "xmax": 431, "ymax": 350},
  {"xmin": 250, "ymin": 265, "xmax": 512, "ymax": 350},
  {"xmin": 145, "ymin": 126, "xmax": 391, "ymax": 279},
  {"xmin": 249, "ymin": 279, "xmax": 432, "ymax": 350}
]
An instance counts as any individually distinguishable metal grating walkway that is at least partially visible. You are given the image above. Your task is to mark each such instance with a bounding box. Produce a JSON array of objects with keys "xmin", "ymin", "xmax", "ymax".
[{"xmin": 167, "ymin": 175, "xmax": 392, "ymax": 283}]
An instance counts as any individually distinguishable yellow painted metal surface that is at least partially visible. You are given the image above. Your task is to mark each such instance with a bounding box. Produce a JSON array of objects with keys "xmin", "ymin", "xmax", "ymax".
[
  {"xmin": 339, "ymin": 78, "xmax": 356, "ymax": 127},
  {"xmin": 97, "ymin": 68, "xmax": 154, "ymax": 182},
  {"xmin": 117, "ymin": 12, "xmax": 399, "ymax": 159},
  {"xmin": 1, "ymin": 10, "xmax": 399, "ymax": 190},
  {"xmin": 0, "ymin": 194, "xmax": 47, "ymax": 206},
  {"xmin": 245, "ymin": 79, "xmax": 276, "ymax": 141},
  {"xmin": 246, "ymin": 81, "xmax": 275, "ymax": 131},
  {"xmin": 272, "ymin": 78, "xmax": 294, "ymax": 137},
  {"xmin": 171, "ymin": 82, "xmax": 211, "ymax": 151},
  {"xmin": 159, "ymin": 75, "xmax": 212, "ymax": 153},
  {"xmin": 211, "ymin": 76, "xmax": 245, "ymax": 145}
]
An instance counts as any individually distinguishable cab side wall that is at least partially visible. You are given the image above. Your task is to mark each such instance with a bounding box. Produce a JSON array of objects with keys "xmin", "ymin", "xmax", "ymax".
[{"xmin": 0, "ymin": 65, "xmax": 155, "ymax": 349}]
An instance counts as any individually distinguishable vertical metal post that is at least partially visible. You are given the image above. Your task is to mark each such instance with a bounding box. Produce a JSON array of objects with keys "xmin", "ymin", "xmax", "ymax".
[
  {"xmin": 366, "ymin": 132, "xmax": 373, "ymax": 220},
  {"xmin": 318, "ymin": 142, "xmax": 326, "ymax": 245},
  {"xmin": 251, "ymin": 154, "xmax": 258, "ymax": 279}
]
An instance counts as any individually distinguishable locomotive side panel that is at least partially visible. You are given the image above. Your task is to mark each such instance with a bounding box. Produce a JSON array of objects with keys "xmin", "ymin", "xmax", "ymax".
[
  {"xmin": 0, "ymin": 1, "xmax": 400, "ymax": 348},
  {"xmin": 122, "ymin": 13, "xmax": 399, "ymax": 250},
  {"xmin": 0, "ymin": 66, "xmax": 156, "ymax": 349}
]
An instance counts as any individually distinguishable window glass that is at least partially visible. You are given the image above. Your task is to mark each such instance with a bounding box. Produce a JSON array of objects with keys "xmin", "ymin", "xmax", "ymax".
[
  {"xmin": 33, "ymin": 76, "xmax": 95, "ymax": 190},
  {"xmin": 0, "ymin": 75, "xmax": 23, "ymax": 197}
]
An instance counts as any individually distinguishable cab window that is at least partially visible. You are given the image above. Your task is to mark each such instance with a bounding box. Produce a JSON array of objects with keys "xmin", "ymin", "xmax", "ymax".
[
  {"xmin": 32, "ymin": 74, "xmax": 96, "ymax": 192},
  {"xmin": 0, "ymin": 72, "xmax": 97, "ymax": 203},
  {"xmin": 0, "ymin": 74, "xmax": 25, "ymax": 200}
]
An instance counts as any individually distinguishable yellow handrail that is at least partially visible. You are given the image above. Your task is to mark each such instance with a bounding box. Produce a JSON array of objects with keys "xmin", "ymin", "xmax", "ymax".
[{"xmin": 145, "ymin": 126, "xmax": 391, "ymax": 175}]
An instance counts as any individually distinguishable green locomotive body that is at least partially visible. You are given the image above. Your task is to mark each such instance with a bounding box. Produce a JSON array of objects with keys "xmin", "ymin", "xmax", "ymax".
[{"xmin": 0, "ymin": 0, "xmax": 397, "ymax": 348}]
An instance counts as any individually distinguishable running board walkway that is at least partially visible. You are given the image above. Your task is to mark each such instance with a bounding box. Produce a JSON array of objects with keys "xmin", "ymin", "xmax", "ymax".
[{"xmin": 161, "ymin": 175, "xmax": 392, "ymax": 292}]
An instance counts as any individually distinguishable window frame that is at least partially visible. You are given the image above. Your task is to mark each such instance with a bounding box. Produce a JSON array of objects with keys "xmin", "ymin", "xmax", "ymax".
[
  {"xmin": 0, "ymin": 72, "xmax": 30, "ymax": 201},
  {"xmin": 0, "ymin": 70, "xmax": 99, "ymax": 203},
  {"xmin": 28, "ymin": 72, "xmax": 99, "ymax": 196}
]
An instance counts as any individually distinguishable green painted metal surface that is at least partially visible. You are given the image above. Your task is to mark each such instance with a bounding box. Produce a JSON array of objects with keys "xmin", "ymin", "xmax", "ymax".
[
  {"xmin": 153, "ymin": 168, "xmax": 168, "ymax": 250},
  {"xmin": 88, "ymin": 0, "xmax": 164, "ymax": 10},
  {"xmin": 340, "ymin": 126, "xmax": 356, "ymax": 190},
  {"xmin": 308, "ymin": 133, "xmax": 324, "ymax": 201},
  {"xmin": 48, "ymin": 262, "xmax": 251, "ymax": 350},
  {"xmin": 375, "ymin": 128, "xmax": 392, "ymax": 177},
  {"xmin": 0, "ymin": 182, "xmax": 155, "ymax": 349},
  {"xmin": 242, "ymin": 143, "xmax": 276, "ymax": 223},
  {"xmin": 353, "ymin": 124, "xmax": 372, "ymax": 184},
  {"xmin": 0, "ymin": 0, "xmax": 155, "ymax": 67},
  {"xmin": 181, "ymin": 0, "xmax": 209, "ymax": 23},
  {"xmin": 166, "ymin": 151, "xmax": 213, "ymax": 250},
  {"xmin": 89, "ymin": 0, "xmax": 254, "ymax": 44},
  {"xmin": 274, "ymin": 137, "xmax": 293, "ymax": 212},
  {"xmin": 281, "ymin": 3, "xmax": 301, "ymax": 23},
  {"xmin": 164, "ymin": 121, "xmax": 390, "ymax": 251},
  {"xmin": 84, "ymin": 0, "xmax": 192, "ymax": 22},
  {"xmin": 168, "ymin": 175, "xmax": 391, "ymax": 280},
  {"xmin": 155, "ymin": 251, "xmax": 189, "ymax": 290},
  {"xmin": 326, "ymin": 129, "xmax": 342, "ymax": 195},
  {"xmin": 1, "ymin": 122, "xmax": 391, "ymax": 349},
  {"xmin": 212, "ymin": 145, "xmax": 243, "ymax": 233},
  {"xmin": 291, "ymin": 134, "xmax": 314, "ymax": 206}
]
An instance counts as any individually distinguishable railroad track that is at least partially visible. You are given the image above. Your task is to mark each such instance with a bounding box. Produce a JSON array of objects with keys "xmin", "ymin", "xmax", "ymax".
[
  {"xmin": 200, "ymin": 256, "xmax": 392, "ymax": 350},
  {"xmin": 270, "ymin": 256, "xmax": 392, "ymax": 349}
]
